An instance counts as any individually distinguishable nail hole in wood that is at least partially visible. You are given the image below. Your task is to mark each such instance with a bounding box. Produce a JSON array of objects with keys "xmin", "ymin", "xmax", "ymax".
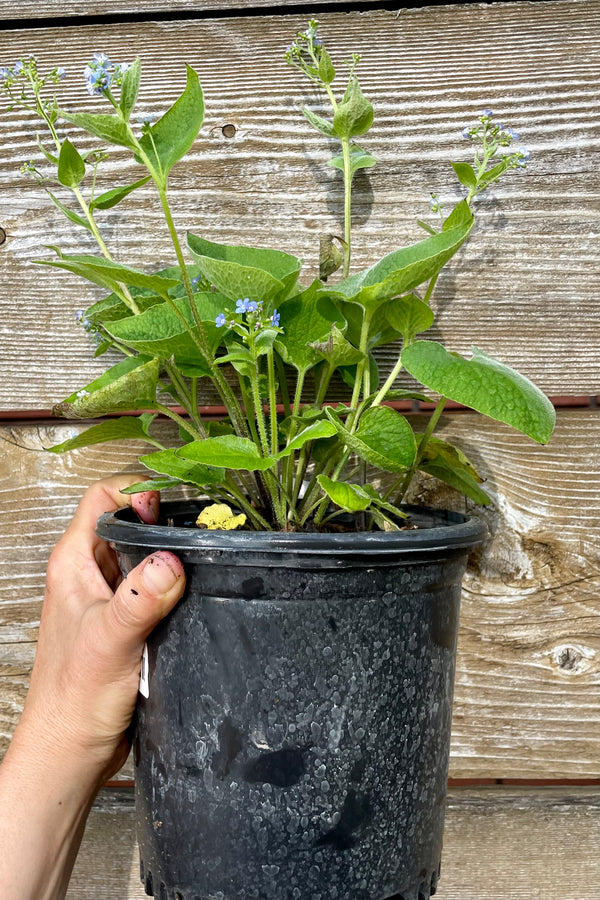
[{"xmin": 221, "ymin": 123, "xmax": 236, "ymax": 139}]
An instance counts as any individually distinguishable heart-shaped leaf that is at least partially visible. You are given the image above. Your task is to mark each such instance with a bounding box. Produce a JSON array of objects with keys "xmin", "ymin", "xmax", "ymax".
[
  {"xmin": 178, "ymin": 436, "xmax": 276, "ymax": 471},
  {"xmin": 46, "ymin": 413, "xmax": 161, "ymax": 453},
  {"xmin": 325, "ymin": 405, "xmax": 417, "ymax": 472},
  {"xmin": 276, "ymin": 282, "xmax": 345, "ymax": 374},
  {"xmin": 385, "ymin": 293, "xmax": 434, "ymax": 342},
  {"xmin": 106, "ymin": 291, "xmax": 226, "ymax": 374},
  {"xmin": 187, "ymin": 234, "xmax": 301, "ymax": 305},
  {"xmin": 53, "ymin": 356, "xmax": 159, "ymax": 418},
  {"xmin": 402, "ymin": 341, "xmax": 556, "ymax": 443}
]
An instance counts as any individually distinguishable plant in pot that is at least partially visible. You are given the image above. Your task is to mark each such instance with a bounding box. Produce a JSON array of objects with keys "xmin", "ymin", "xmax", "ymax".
[{"xmin": 2, "ymin": 24, "xmax": 555, "ymax": 900}]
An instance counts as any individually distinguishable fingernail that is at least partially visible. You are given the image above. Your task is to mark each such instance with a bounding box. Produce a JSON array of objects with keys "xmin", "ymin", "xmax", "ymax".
[
  {"xmin": 142, "ymin": 554, "xmax": 179, "ymax": 595},
  {"xmin": 148, "ymin": 494, "xmax": 160, "ymax": 524}
]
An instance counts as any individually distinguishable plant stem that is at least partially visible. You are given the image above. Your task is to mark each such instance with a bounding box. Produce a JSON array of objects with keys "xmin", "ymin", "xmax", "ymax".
[
  {"xmin": 391, "ymin": 395, "xmax": 447, "ymax": 505},
  {"xmin": 154, "ymin": 402, "xmax": 205, "ymax": 441}
]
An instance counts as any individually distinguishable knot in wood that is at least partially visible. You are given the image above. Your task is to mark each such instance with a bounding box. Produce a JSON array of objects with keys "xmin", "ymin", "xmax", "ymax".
[
  {"xmin": 551, "ymin": 643, "xmax": 593, "ymax": 675},
  {"xmin": 221, "ymin": 123, "xmax": 236, "ymax": 139},
  {"xmin": 0, "ymin": 227, "xmax": 6, "ymax": 246}
]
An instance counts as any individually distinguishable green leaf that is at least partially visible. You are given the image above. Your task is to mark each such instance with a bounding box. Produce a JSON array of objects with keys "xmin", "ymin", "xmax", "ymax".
[
  {"xmin": 137, "ymin": 65, "xmax": 203, "ymax": 181},
  {"xmin": 57, "ymin": 138, "xmax": 86, "ymax": 188},
  {"xmin": 53, "ymin": 357, "xmax": 159, "ymax": 418},
  {"xmin": 385, "ymin": 293, "xmax": 434, "ymax": 342},
  {"xmin": 325, "ymin": 405, "xmax": 417, "ymax": 472},
  {"xmin": 308, "ymin": 324, "xmax": 364, "ymax": 367},
  {"xmin": 106, "ymin": 291, "xmax": 226, "ymax": 375},
  {"xmin": 329, "ymin": 143, "xmax": 376, "ymax": 179},
  {"xmin": 37, "ymin": 248, "xmax": 179, "ymax": 296},
  {"xmin": 254, "ymin": 328, "xmax": 279, "ymax": 356},
  {"xmin": 451, "ymin": 161, "xmax": 477, "ymax": 190},
  {"xmin": 119, "ymin": 57, "xmax": 141, "ymax": 120},
  {"xmin": 187, "ymin": 234, "xmax": 302, "ymax": 305},
  {"xmin": 60, "ymin": 110, "xmax": 139, "ymax": 150},
  {"xmin": 302, "ymin": 106, "xmax": 335, "ymax": 137},
  {"xmin": 84, "ymin": 263, "xmax": 204, "ymax": 327},
  {"xmin": 318, "ymin": 48, "xmax": 335, "ymax": 84},
  {"xmin": 46, "ymin": 414, "xmax": 161, "ymax": 453},
  {"xmin": 178, "ymin": 436, "xmax": 276, "ymax": 471},
  {"xmin": 478, "ymin": 159, "xmax": 510, "ymax": 192},
  {"xmin": 323, "ymin": 201, "xmax": 474, "ymax": 309},
  {"xmin": 139, "ymin": 448, "xmax": 224, "ymax": 487},
  {"xmin": 418, "ymin": 436, "xmax": 491, "ymax": 505},
  {"xmin": 402, "ymin": 341, "xmax": 556, "ymax": 443},
  {"xmin": 358, "ymin": 483, "xmax": 408, "ymax": 519},
  {"xmin": 120, "ymin": 478, "xmax": 186, "ymax": 494},
  {"xmin": 274, "ymin": 421, "xmax": 337, "ymax": 460},
  {"xmin": 46, "ymin": 191, "xmax": 92, "ymax": 232},
  {"xmin": 317, "ymin": 475, "xmax": 372, "ymax": 512},
  {"xmin": 90, "ymin": 176, "xmax": 150, "ymax": 211},
  {"xmin": 275, "ymin": 281, "xmax": 345, "ymax": 375},
  {"xmin": 332, "ymin": 78, "xmax": 373, "ymax": 139}
]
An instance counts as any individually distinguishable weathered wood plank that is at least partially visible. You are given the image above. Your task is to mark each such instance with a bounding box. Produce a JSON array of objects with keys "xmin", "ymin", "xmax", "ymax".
[
  {"xmin": 0, "ymin": 0, "xmax": 368, "ymax": 20},
  {"xmin": 64, "ymin": 785, "xmax": 600, "ymax": 900},
  {"xmin": 1, "ymin": 409, "xmax": 598, "ymax": 778},
  {"xmin": 1, "ymin": 1, "xmax": 598, "ymax": 407}
]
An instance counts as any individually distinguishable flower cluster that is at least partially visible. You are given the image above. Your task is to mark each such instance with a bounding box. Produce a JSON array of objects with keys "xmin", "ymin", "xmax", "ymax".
[
  {"xmin": 83, "ymin": 53, "xmax": 130, "ymax": 97},
  {"xmin": 463, "ymin": 108, "xmax": 530, "ymax": 168},
  {"xmin": 0, "ymin": 57, "xmax": 65, "ymax": 89},
  {"xmin": 215, "ymin": 298, "xmax": 281, "ymax": 334}
]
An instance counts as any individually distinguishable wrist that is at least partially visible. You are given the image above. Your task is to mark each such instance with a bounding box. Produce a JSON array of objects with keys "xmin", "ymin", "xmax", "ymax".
[{"xmin": 0, "ymin": 719, "xmax": 102, "ymax": 900}]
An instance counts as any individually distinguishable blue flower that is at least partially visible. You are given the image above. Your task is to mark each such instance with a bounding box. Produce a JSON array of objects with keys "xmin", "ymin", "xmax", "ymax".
[
  {"xmin": 246, "ymin": 300, "xmax": 258, "ymax": 313},
  {"xmin": 215, "ymin": 313, "xmax": 227, "ymax": 328},
  {"xmin": 92, "ymin": 53, "xmax": 111, "ymax": 67},
  {"xmin": 271, "ymin": 310, "xmax": 280, "ymax": 327},
  {"xmin": 55, "ymin": 66, "xmax": 66, "ymax": 81},
  {"xmin": 0, "ymin": 66, "xmax": 11, "ymax": 82},
  {"xmin": 462, "ymin": 126, "xmax": 472, "ymax": 139},
  {"xmin": 516, "ymin": 147, "xmax": 531, "ymax": 166},
  {"xmin": 481, "ymin": 108, "xmax": 493, "ymax": 118},
  {"xmin": 235, "ymin": 297, "xmax": 251, "ymax": 313}
]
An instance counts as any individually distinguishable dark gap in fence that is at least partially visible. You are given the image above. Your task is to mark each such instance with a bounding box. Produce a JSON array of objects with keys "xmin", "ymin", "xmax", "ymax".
[{"xmin": 0, "ymin": 0, "xmax": 563, "ymax": 32}]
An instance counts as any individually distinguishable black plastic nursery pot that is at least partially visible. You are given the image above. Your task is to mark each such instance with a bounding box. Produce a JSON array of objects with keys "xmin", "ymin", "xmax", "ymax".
[{"xmin": 97, "ymin": 501, "xmax": 487, "ymax": 900}]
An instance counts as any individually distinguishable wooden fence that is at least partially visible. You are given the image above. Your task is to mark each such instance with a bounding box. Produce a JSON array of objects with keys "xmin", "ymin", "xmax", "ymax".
[{"xmin": 1, "ymin": 0, "xmax": 598, "ymax": 897}]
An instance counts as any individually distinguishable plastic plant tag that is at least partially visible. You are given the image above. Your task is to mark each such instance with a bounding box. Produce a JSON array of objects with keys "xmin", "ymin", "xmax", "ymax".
[{"xmin": 139, "ymin": 642, "xmax": 150, "ymax": 698}]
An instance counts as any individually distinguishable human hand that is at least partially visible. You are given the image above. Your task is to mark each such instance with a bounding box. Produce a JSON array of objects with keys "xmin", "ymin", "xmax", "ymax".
[
  {"xmin": 20, "ymin": 474, "xmax": 186, "ymax": 781},
  {"xmin": 0, "ymin": 476, "xmax": 185, "ymax": 899}
]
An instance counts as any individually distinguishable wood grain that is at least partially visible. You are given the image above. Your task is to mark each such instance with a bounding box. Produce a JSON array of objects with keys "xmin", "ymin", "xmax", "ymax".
[
  {"xmin": 64, "ymin": 785, "xmax": 600, "ymax": 900},
  {"xmin": 0, "ymin": 0, "xmax": 367, "ymax": 19},
  {"xmin": 1, "ymin": 409, "xmax": 598, "ymax": 778},
  {"xmin": 1, "ymin": 0, "xmax": 598, "ymax": 408}
]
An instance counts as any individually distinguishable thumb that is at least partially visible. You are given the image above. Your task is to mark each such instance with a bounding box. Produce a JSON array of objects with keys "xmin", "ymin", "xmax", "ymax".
[{"xmin": 107, "ymin": 551, "xmax": 186, "ymax": 654}]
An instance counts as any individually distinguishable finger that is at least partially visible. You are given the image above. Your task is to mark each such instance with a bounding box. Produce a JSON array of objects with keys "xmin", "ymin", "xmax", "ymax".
[
  {"xmin": 105, "ymin": 550, "xmax": 185, "ymax": 655},
  {"xmin": 132, "ymin": 491, "xmax": 160, "ymax": 525},
  {"xmin": 59, "ymin": 475, "xmax": 143, "ymax": 554}
]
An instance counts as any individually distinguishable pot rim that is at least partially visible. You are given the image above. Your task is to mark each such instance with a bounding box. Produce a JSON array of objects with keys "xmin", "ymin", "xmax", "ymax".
[{"xmin": 96, "ymin": 500, "xmax": 488, "ymax": 563}]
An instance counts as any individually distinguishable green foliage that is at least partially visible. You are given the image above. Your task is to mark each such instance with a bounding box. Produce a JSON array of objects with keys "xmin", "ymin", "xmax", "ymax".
[{"xmin": 4, "ymin": 30, "xmax": 551, "ymax": 531}]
